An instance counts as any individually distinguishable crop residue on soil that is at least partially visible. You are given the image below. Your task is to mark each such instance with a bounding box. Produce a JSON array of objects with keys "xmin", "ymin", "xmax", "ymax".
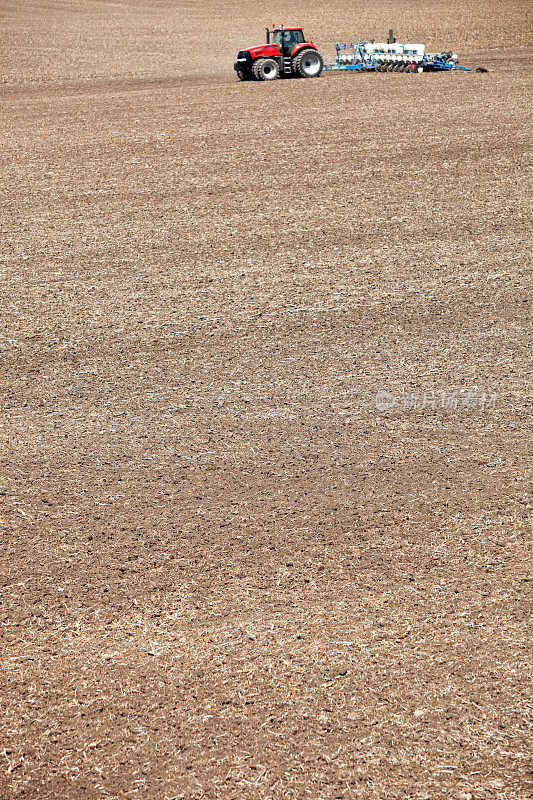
[{"xmin": 1, "ymin": 2, "xmax": 531, "ymax": 799}]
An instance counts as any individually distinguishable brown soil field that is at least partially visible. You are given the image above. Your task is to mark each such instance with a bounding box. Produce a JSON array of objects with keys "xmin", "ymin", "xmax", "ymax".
[{"xmin": 1, "ymin": 2, "xmax": 532, "ymax": 798}]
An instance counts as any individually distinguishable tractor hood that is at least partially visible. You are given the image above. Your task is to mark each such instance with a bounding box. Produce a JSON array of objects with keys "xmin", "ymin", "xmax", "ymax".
[{"xmin": 244, "ymin": 44, "xmax": 279, "ymax": 59}]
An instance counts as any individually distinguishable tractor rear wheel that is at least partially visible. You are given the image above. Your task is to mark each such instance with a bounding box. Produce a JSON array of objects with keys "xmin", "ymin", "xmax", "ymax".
[
  {"xmin": 293, "ymin": 49, "xmax": 323, "ymax": 78},
  {"xmin": 252, "ymin": 58, "xmax": 279, "ymax": 81}
]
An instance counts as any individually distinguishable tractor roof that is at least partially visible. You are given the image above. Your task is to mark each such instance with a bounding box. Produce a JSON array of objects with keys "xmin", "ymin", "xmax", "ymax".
[{"xmin": 273, "ymin": 26, "xmax": 304, "ymax": 31}]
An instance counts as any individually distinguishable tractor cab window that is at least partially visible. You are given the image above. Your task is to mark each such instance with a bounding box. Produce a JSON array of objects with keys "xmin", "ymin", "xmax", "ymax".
[{"xmin": 273, "ymin": 29, "xmax": 305, "ymax": 52}]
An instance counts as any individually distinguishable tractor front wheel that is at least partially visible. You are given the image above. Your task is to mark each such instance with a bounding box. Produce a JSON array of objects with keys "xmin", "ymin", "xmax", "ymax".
[
  {"xmin": 293, "ymin": 49, "xmax": 323, "ymax": 78},
  {"xmin": 252, "ymin": 58, "xmax": 279, "ymax": 81}
]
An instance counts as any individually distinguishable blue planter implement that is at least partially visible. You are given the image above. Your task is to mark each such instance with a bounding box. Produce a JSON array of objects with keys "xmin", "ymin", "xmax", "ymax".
[{"xmin": 324, "ymin": 33, "xmax": 486, "ymax": 74}]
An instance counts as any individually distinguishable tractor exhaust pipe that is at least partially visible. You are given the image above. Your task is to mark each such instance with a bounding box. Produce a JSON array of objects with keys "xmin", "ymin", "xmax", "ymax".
[{"xmin": 266, "ymin": 27, "xmax": 270, "ymax": 44}]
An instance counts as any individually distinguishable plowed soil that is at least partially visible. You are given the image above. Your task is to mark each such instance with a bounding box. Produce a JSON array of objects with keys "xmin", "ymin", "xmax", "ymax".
[{"xmin": 1, "ymin": 2, "xmax": 531, "ymax": 798}]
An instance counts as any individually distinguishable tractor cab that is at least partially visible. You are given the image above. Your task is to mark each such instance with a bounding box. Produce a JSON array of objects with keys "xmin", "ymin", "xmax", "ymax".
[{"xmin": 269, "ymin": 27, "xmax": 306, "ymax": 55}]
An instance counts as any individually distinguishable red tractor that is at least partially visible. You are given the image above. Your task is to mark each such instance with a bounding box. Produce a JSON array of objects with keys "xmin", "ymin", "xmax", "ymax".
[{"xmin": 234, "ymin": 26, "xmax": 324, "ymax": 81}]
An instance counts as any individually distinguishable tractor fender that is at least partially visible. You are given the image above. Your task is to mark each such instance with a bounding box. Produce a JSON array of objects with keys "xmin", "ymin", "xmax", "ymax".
[{"xmin": 290, "ymin": 42, "xmax": 318, "ymax": 58}]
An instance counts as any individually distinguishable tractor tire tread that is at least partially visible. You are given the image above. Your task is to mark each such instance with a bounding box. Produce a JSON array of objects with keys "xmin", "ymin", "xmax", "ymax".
[
  {"xmin": 252, "ymin": 59, "xmax": 265, "ymax": 80},
  {"xmin": 292, "ymin": 48, "xmax": 324, "ymax": 78},
  {"xmin": 252, "ymin": 58, "xmax": 279, "ymax": 81}
]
